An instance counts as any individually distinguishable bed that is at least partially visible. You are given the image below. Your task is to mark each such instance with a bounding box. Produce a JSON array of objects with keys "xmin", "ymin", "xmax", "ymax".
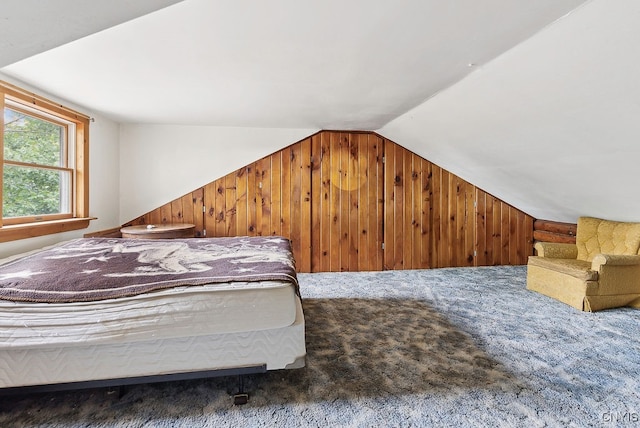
[{"xmin": 0, "ymin": 236, "xmax": 306, "ymax": 402}]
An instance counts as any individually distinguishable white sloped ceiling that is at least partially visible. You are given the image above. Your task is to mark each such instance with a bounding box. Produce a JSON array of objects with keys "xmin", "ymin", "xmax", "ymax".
[
  {"xmin": 5, "ymin": 0, "xmax": 637, "ymax": 223},
  {"xmin": 381, "ymin": 0, "xmax": 640, "ymax": 223},
  {"xmin": 2, "ymin": 0, "xmax": 585, "ymax": 129},
  {"xmin": 0, "ymin": 0, "xmax": 182, "ymax": 68}
]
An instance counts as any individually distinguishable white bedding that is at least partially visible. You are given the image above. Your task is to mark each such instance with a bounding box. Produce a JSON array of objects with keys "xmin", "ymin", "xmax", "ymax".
[
  {"xmin": 0, "ymin": 296, "xmax": 305, "ymax": 388},
  {"xmin": 0, "ymin": 237, "xmax": 306, "ymax": 390},
  {"xmin": 0, "ymin": 279, "xmax": 297, "ymax": 349}
]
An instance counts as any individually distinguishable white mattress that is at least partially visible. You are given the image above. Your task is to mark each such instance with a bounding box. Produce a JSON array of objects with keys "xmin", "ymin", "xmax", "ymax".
[
  {"xmin": 0, "ymin": 241, "xmax": 306, "ymax": 389},
  {"xmin": 0, "ymin": 296, "xmax": 306, "ymax": 388},
  {"xmin": 0, "ymin": 279, "xmax": 298, "ymax": 349}
]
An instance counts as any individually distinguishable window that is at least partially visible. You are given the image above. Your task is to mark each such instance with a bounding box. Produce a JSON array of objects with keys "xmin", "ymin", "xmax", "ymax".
[{"xmin": 1, "ymin": 80, "xmax": 92, "ymax": 242}]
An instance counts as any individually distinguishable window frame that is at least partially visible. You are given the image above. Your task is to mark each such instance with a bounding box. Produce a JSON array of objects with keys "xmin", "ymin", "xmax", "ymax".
[{"xmin": 0, "ymin": 80, "xmax": 92, "ymax": 243}]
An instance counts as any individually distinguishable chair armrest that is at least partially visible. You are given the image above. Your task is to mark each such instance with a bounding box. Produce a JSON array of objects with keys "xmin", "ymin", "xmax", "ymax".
[
  {"xmin": 591, "ymin": 254, "xmax": 640, "ymax": 270},
  {"xmin": 591, "ymin": 254, "xmax": 640, "ymax": 296},
  {"xmin": 533, "ymin": 242, "xmax": 578, "ymax": 259}
]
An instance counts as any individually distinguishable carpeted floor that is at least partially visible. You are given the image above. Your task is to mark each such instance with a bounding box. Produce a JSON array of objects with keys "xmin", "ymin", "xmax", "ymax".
[{"xmin": 1, "ymin": 265, "xmax": 639, "ymax": 427}]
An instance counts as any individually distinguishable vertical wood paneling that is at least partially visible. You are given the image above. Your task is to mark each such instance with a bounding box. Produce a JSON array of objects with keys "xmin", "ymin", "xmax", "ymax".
[
  {"xmin": 371, "ymin": 135, "xmax": 384, "ymax": 271},
  {"xmin": 212, "ymin": 179, "xmax": 226, "ymax": 237},
  {"xmin": 224, "ymin": 174, "xmax": 237, "ymax": 237},
  {"xmin": 310, "ymin": 132, "xmax": 384, "ymax": 272},
  {"xmin": 203, "ymin": 180, "xmax": 217, "ymax": 237},
  {"xmin": 500, "ymin": 204, "xmax": 510, "ymax": 265},
  {"xmin": 421, "ymin": 160, "xmax": 432, "ymax": 268},
  {"xmin": 259, "ymin": 155, "xmax": 272, "ymax": 236},
  {"xmin": 148, "ymin": 208, "xmax": 162, "ymax": 225},
  {"xmin": 329, "ymin": 133, "xmax": 341, "ymax": 271},
  {"xmin": 416, "ymin": 157, "xmax": 426, "ymax": 266},
  {"xmin": 254, "ymin": 160, "xmax": 264, "ymax": 235},
  {"xmin": 475, "ymin": 189, "xmax": 487, "ymax": 266},
  {"xmin": 402, "ymin": 150, "xmax": 413, "ymax": 269},
  {"xmin": 441, "ymin": 170, "xmax": 451, "ymax": 267},
  {"xmin": 464, "ymin": 182, "xmax": 475, "ymax": 266},
  {"xmin": 357, "ymin": 134, "xmax": 370, "ymax": 270},
  {"xmin": 289, "ymin": 142, "xmax": 303, "ymax": 269},
  {"xmin": 454, "ymin": 175, "xmax": 465, "ymax": 266},
  {"xmin": 391, "ymin": 151, "xmax": 432, "ymax": 271},
  {"xmin": 159, "ymin": 204, "xmax": 171, "ymax": 225},
  {"xmin": 348, "ymin": 135, "xmax": 359, "ymax": 271},
  {"xmin": 395, "ymin": 147, "xmax": 406, "ymax": 268},
  {"xmin": 492, "ymin": 196, "xmax": 503, "ymax": 265},
  {"xmin": 410, "ymin": 155, "xmax": 421, "ymax": 269},
  {"xmin": 280, "ymin": 145, "xmax": 292, "ymax": 246},
  {"xmin": 125, "ymin": 130, "xmax": 534, "ymax": 272},
  {"xmin": 380, "ymin": 140, "xmax": 533, "ymax": 269},
  {"xmin": 355, "ymin": 133, "xmax": 383, "ymax": 271},
  {"xmin": 235, "ymin": 167, "xmax": 248, "ymax": 236},
  {"xmin": 524, "ymin": 215, "xmax": 535, "ymax": 256},
  {"xmin": 300, "ymin": 138, "xmax": 312, "ymax": 272},
  {"xmin": 383, "ymin": 139, "xmax": 396, "ymax": 270},
  {"xmin": 247, "ymin": 163, "xmax": 257, "ymax": 236},
  {"xmin": 474, "ymin": 189, "xmax": 485, "ymax": 263},
  {"xmin": 509, "ymin": 207, "xmax": 519, "ymax": 265},
  {"xmin": 187, "ymin": 188, "xmax": 204, "ymax": 237},
  {"xmin": 338, "ymin": 134, "xmax": 350, "ymax": 271},
  {"xmin": 384, "ymin": 141, "xmax": 407, "ymax": 270},
  {"xmin": 270, "ymin": 152, "xmax": 282, "ymax": 236},
  {"xmin": 170, "ymin": 198, "xmax": 182, "ymax": 224},
  {"xmin": 317, "ymin": 132, "xmax": 331, "ymax": 271},
  {"xmin": 394, "ymin": 143, "xmax": 406, "ymax": 269},
  {"xmin": 179, "ymin": 195, "xmax": 192, "ymax": 224},
  {"xmin": 310, "ymin": 134, "xmax": 323, "ymax": 272},
  {"xmin": 431, "ymin": 165, "xmax": 442, "ymax": 268}
]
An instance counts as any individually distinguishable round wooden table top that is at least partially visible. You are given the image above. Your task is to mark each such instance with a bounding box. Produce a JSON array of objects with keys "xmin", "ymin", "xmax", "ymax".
[{"xmin": 120, "ymin": 223, "xmax": 195, "ymax": 239}]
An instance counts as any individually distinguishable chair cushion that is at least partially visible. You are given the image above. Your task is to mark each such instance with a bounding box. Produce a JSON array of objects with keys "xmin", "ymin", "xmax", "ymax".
[
  {"xmin": 527, "ymin": 256, "xmax": 597, "ymax": 281},
  {"xmin": 576, "ymin": 217, "xmax": 640, "ymax": 262}
]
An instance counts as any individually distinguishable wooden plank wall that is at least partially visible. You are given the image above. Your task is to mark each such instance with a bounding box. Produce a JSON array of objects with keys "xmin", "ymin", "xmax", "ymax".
[
  {"xmin": 533, "ymin": 219, "xmax": 577, "ymax": 244},
  {"xmin": 475, "ymin": 191, "xmax": 535, "ymax": 265},
  {"xmin": 125, "ymin": 131, "xmax": 535, "ymax": 272},
  {"xmin": 382, "ymin": 144, "xmax": 534, "ymax": 270},
  {"xmin": 310, "ymin": 132, "xmax": 384, "ymax": 272},
  {"xmin": 128, "ymin": 188, "xmax": 206, "ymax": 237}
]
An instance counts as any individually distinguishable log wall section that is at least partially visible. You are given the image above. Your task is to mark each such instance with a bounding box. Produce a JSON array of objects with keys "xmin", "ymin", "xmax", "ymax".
[
  {"xmin": 125, "ymin": 131, "xmax": 535, "ymax": 272},
  {"xmin": 533, "ymin": 219, "xmax": 577, "ymax": 244}
]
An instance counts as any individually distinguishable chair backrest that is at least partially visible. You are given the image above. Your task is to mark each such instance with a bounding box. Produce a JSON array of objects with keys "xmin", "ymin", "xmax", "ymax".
[{"xmin": 576, "ymin": 217, "xmax": 640, "ymax": 261}]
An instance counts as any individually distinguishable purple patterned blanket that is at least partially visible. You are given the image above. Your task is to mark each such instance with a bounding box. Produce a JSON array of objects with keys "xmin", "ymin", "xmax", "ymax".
[{"xmin": 0, "ymin": 236, "xmax": 298, "ymax": 303}]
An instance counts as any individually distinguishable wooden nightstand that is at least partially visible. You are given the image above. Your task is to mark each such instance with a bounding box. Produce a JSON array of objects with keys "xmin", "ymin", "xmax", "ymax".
[{"xmin": 120, "ymin": 223, "xmax": 196, "ymax": 239}]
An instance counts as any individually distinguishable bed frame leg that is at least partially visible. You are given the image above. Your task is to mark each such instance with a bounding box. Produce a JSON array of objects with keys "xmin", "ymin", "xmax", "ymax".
[
  {"xmin": 107, "ymin": 385, "xmax": 126, "ymax": 399},
  {"xmin": 233, "ymin": 375, "xmax": 249, "ymax": 405}
]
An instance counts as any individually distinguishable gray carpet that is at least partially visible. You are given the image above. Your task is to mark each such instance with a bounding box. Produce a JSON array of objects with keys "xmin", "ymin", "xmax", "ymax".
[{"xmin": 1, "ymin": 266, "xmax": 639, "ymax": 427}]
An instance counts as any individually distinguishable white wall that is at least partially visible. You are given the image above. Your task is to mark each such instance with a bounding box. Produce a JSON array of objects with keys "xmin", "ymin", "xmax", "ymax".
[
  {"xmin": 118, "ymin": 125, "xmax": 317, "ymax": 223},
  {"xmin": 0, "ymin": 80, "xmax": 315, "ymax": 257},
  {"xmin": 380, "ymin": 0, "xmax": 640, "ymax": 224},
  {"xmin": 0, "ymin": 73, "xmax": 121, "ymax": 258}
]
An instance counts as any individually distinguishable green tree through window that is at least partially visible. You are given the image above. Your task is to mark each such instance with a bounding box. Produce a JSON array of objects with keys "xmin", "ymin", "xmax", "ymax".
[
  {"xmin": 3, "ymin": 107, "xmax": 70, "ymax": 218},
  {"xmin": 1, "ymin": 80, "xmax": 91, "ymax": 243}
]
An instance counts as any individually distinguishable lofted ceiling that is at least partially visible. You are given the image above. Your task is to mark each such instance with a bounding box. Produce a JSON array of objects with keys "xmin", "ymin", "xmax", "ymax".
[
  {"xmin": 1, "ymin": 0, "xmax": 587, "ymax": 130},
  {"xmin": 0, "ymin": 0, "xmax": 182, "ymax": 69},
  {"xmin": 381, "ymin": 0, "xmax": 640, "ymax": 223},
  {"xmin": 5, "ymin": 0, "xmax": 638, "ymax": 226}
]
